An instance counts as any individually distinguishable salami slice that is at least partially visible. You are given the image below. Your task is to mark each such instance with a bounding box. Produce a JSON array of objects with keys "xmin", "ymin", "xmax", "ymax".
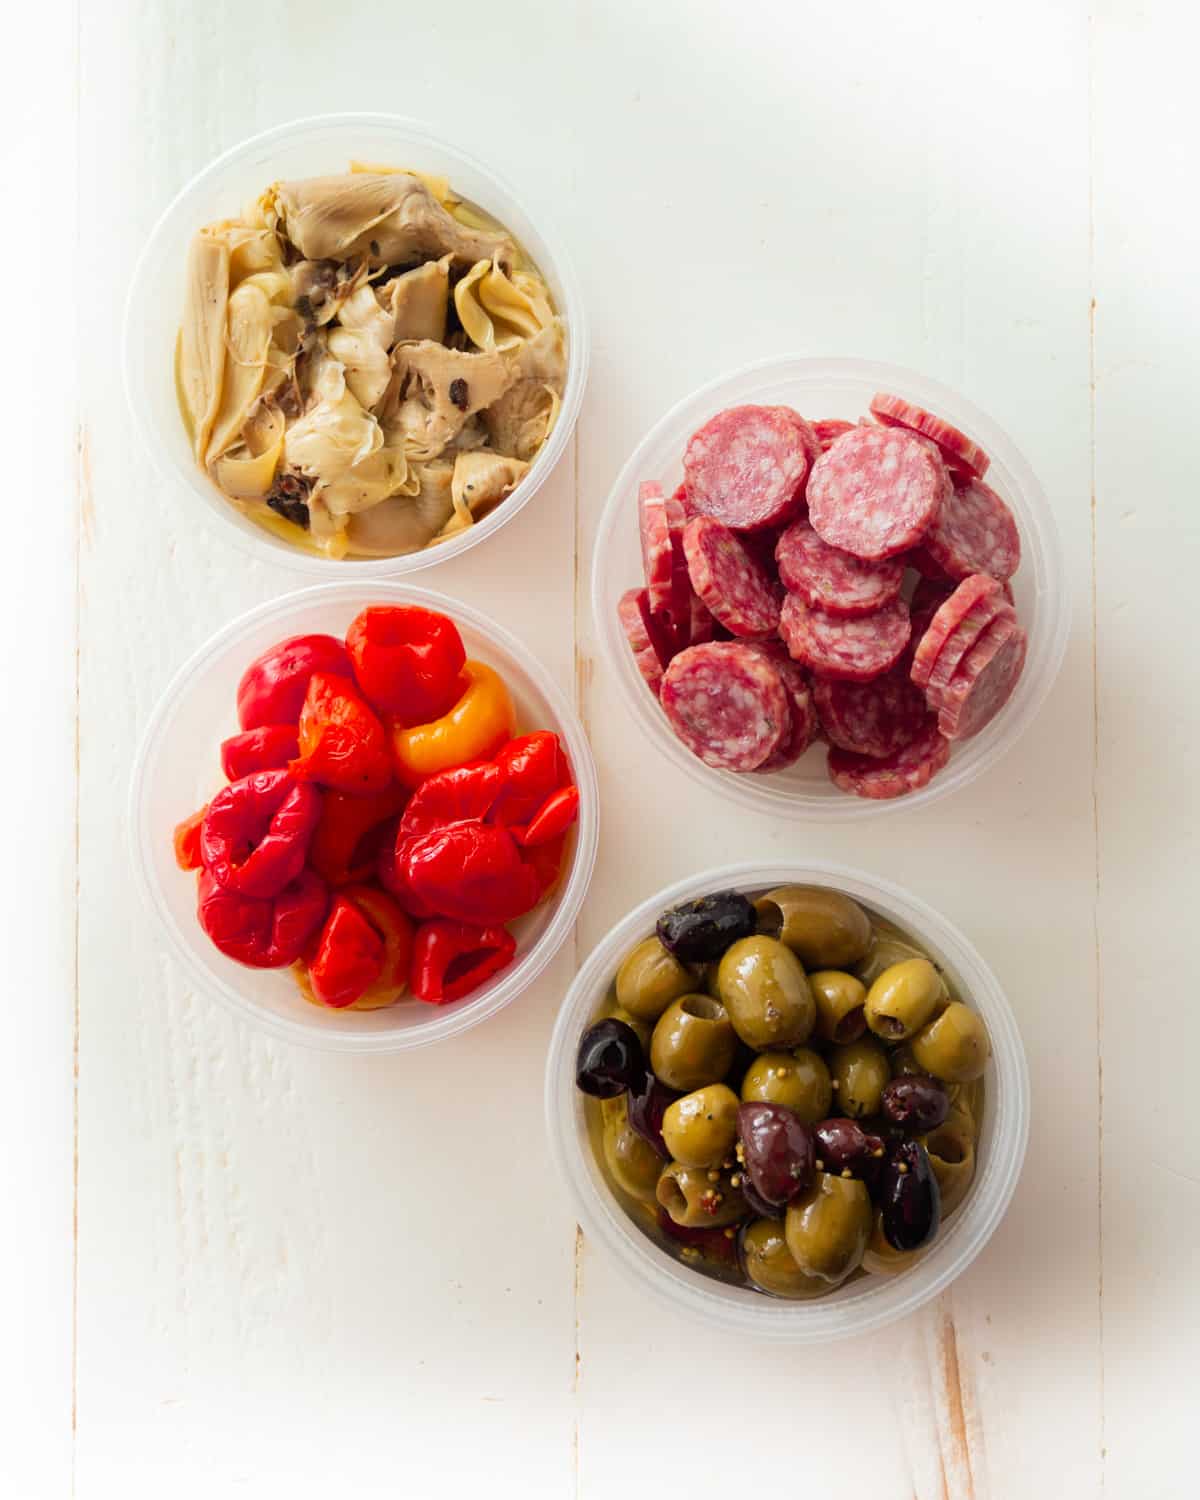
[
  {"xmin": 907, "ymin": 545, "xmax": 951, "ymax": 580},
  {"xmin": 661, "ymin": 642, "xmax": 790, "ymax": 772},
  {"xmin": 662, "ymin": 488, "xmax": 694, "ymax": 643},
  {"xmin": 868, "ymin": 392, "xmax": 991, "ymax": 479},
  {"xmin": 689, "ymin": 590, "xmax": 717, "ymax": 645},
  {"xmin": 744, "ymin": 641, "xmax": 817, "ymax": 773},
  {"xmin": 618, "ymin": 588, "xmax": 665, "ymax": 694},
  {"xmin": 936, "ymin": 619, "xmax": 1028, "ymax": 741},
  {"xmin": 807, "ymin": 426, "xmax": 950, "ymax": 561},
  {"xmin": 775, "ymin": 520, "xmax": 905, "ymax": 619},
  {"xmin": 682, "ymin": 405, "xmax": 811, "ymax": 532},
  {"xmin": 813, "ymin": 665, "xmax": 932, "ymax": 759},
  {"xmin": 778, "ymin": 407, "xmax": 822, "ymax": 467},
  {"xmin": 827, "ymin": 719, "xmax": 951, "ymax": 801},
  {"xmin": 634, "ymin": 587, "xmax": 680, "ymax": 670},
  {"xmin": 812, "ymin": 418, "xmax": 855, "ymax": 451},
  {"xmin": 923, "ymin": 476, "xmax": 1020, "ymax": 581},
  {"xmin": 780, "ymin": 593, "xmax": 911, "ymax": 683},
  {"xmin": 638, "ymin": 481, "xmax": 674, "ymax": 616},
  {"xmin": 925, "ymin": 596, "xmax": 1017, "ymax": 704},
  {"xmin": 683, "ymin": 515, "xmax": 782, "ymax": 638},
  {"xmin": 909, "ymin": 575, "xmax": 1002, "ymax": 690}
]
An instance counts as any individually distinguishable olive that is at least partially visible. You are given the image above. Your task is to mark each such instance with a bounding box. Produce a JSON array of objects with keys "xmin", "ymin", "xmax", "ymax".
[
  {"xmin": 855, "ymin": 931, "xmax": 928, "ymax": 988},
  {"xmin": 662, "ymin": 1084, "xmax": 740, "ymax": 1168},
  {"xmin": 717, "ymin": 936, "xmax": 815, "ymax": 1050},
  {"xmin": 880, "ymin": 1139, "xmax": 941, "ymax": 1251},
  {"xmin": 649, "ymin": 994, "xmax": 737, "ymax": 1091},
  {"xmin": 656, "ymin": 890, "xmax": 757, "ymax": 964},
  {"xmin": 881, "ymin": 1075, "xmax": 950, "ymax": 1133},
  {"xmin": 656, "ymin": 1208, "xmax": 739, "ymax": 1266},
  {"xmin": 808, "ymin": 969, "xmax": 868, "ymax": 1044},
  {"xmin": 626, "ymin": 1071, "xmax": 679, "ymax": 1157},
  {"xmin": 736, "ymin": 1101, "xmax": 815, "ymax": 1207},
  {"xmin": 862, "ymin": 1210, "xmax": 922, "ymax": 1276},
  {"xmin": 656, "ymin": 1161, "xmax": 748, "ymax": 1228},
  {"xmin": 828, "ymin": 1036, "xmax": 890, "ymax": 1118},
  {"xmin": 922, "ymin": 1109, "xmax": 976, "ymax": 1215},
  {"xmin": 888, "ymin": 1042, "xmax": 923, "ymax": 1078},
  {"xmin": 947, "ymin": 1076, "xmax": 983, "ymax": 1126},
  {"xmin": 615, "ymin": 936, "xmax": 695, "ymax": 1022},
  {"xmin": 739, "ymin": 1172, "xmax": 786, "ymax": 1221},
  {"xmin": 754, "ymin": 886, "xmax": 872, "ymax": 969},
  {"xmin": 740, "ymin": 1218, "xmax": 829, "ymax": 1299},
  {"xmin": 740, "ymin": 1048, "xmax": 832, "ymax": 1123},
  {"xmin": 610, "ymin": 1006, "xmax": 653, "ymax": 1051},
  {"xmin": 575, "ymin": 1018, "xmax": 647, "ymax": 1098},
  {"xmin": 602, "ymin": 1098, "xmax": 664, "ymax": 1205},
  {"xmin": 812, "ymin": 1117, "xmax": 886, "ymax": 1179},
  {"xmin": 784, "ymin": 1171, "xmax": 872, "ymax": 1285},
  {"xmin": 910, "ymin": 1002, "xmax": 991, "ymax": 1082},
  {"xmin": 865, "ymin": 959, "xmax": 948, "ymax": 1042}
]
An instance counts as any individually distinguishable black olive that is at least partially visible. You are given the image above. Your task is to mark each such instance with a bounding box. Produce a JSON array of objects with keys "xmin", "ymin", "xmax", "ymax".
[
  {"xmin": 575, "ymin": 1019, "xmax": 646, "ymax": 1098},
  {"xmin": 812, "ymin": 1117, "xmax": 886, "ymax": 1181},
  {"xmin": 738, "ymin": 1173, "xmax": 786, "ymax": 1221},
  {"xmin": 880, "ymin": 1075, "xmax": 950, "ymax": 1133},
  {"xmin": 736, "ymin": 1101, "xmax": 814, "ymax": 1207},
  {"xmin": 880, "ymin": 1139, "xmax": 941, "ymax": 1251},
  {"xmin": 656, "ymin": 890, "xmax": 757, "ymax": 965},
  {"xmin": 626, "ymin": 1072, "xmax": 679, "ymax": 1157}
]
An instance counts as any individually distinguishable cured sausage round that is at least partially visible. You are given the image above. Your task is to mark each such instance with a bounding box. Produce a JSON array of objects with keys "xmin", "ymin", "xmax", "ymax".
[
  {"xmin": 780, "ymin": 593, "xmax": 911, "ymax": 683},
  {"xmin": 925, "ymin": 595, "xmax": 1017, "ymax": 703},
  {"xmin": 909, "ymin": 574, "xmax": 1003, "ymax": 690},
  {"xmin": 682, "ymin": 405, "xmax": 812, "ymax": 532},
  {"xmin": 661, "ymin": 643, "xmax": 790, "ymax": 772},
  {"xmin": 813, "ymin": 665, "xmax": 932, "ymax": 760},
  {"xmin": 827, "ymin": 719, "xmax": 951, "ymax": 800},
  {"xmin": 923, "ymin": 476, "xmax": 1020, "ymax": 581},
  {"xmin": 936, "ymin": 619, "xmax": 1028, "ymax": 741},
  {"xmin": 868, "ymin": 391, "xmax": 991, "ymax": 479},
  {"xmin": 618, "ymin": 588, "xmax": 665, "ymax": 694},
  {"xmin": 812, "ymin": 418, "xmax": 855, "ymax": 451},
  {"xmin": 683, "ymin": 515, "xmax": 782, "ymax": 637},
  {"xmin": 744, "ymin": 641, "xmax": 817, "ymax": 773},
  {"xmin": 775, "ymin": 519, "xmax": 905, "ymax": 618},
  {"xmin": 807, "ymin": 426, "xmax": 950, "ymax": 561},
  {"xmin": 638, "ymin": 481, "xmax": 674, "ymax": 615}
]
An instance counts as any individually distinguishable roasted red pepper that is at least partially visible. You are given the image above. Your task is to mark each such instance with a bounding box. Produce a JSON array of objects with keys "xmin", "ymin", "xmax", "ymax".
[
  {"xmin": 290, "ymin": 672, "xmax": 393, "ymax": 793},
  {"xmin": 404, "ymin": 823, "xmax": 543, "ymax": 924},
  {"xmin": 346, "ymin": 605, "xmax": 467, "ymax": 724},
  {"xmin": 409, "ymin": 919, "xmax": 516, "ymax": 1004},
  {"xmin": 236, "ymin": 634, "xmax": 353, "ymax": 730},
  {"xmin": 308, "ymin": 784, "xmax": 408, "ymax": 887},
  {"xmin": 343, "ymin": 886, "xmax": 414, "ymax": 1005},
  {"xmin": 196, "ymin": 867, "xmax": 328, "ymax": 969},
  {"xmin": 173, "ymin": 807, "xmax": 207, "ymax": 871},
  {"xmin": 308, "ymin": 895, "xmax": 386, "ymax": 1008},
  {"xmin": 220, "ymin": 725, "xmax": 300, "ymax": 781},
  {"xmin": 199, "ymin": 769, "xmax": 322, "ymax": 899},
  {"xmin": 488, "ymin": 732, "xmax": 571, "ymax": 826}
]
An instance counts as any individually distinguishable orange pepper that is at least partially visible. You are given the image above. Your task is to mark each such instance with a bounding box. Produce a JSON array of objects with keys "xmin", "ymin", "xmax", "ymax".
[
  {"xmin": 293, "ymin": 885, "xmax": 414, "ymax": 1012},
  {"xmin": 388, "ymin": 660, "xmax": 515, "ymax": 787}
]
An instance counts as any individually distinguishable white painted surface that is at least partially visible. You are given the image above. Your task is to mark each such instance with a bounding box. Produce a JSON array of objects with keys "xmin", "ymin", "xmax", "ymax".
[{"xmin": 7, "ymin": 0, "xmax": 1194, "ymax": 1494}]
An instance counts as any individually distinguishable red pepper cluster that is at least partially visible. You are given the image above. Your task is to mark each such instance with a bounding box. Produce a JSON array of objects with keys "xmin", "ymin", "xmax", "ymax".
[{"xmin": 172, "ymin": 605, "xmax": 581, "ymax": 1008}]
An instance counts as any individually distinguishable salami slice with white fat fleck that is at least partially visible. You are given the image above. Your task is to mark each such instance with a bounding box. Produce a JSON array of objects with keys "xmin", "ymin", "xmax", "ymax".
[
  {"xmin": 618, "ymin": 588, "xmax": 665, "ymax": 694},
  {"xmin": 909, "ymin": 575, "xmax": 1003, "ymax": 690},
  {"xmin": 744, "ymin": 641, "xmax": 817, "ymax": 772},
  {"xmin": 923, "ymin": 476, "xmax": 1020, "ymax": 581},
  {"xmin": 925, "ymin": 595, "xmax": 1017, "ymax": 703},
  {"xmin": 807, "ymin": 426, "xmax": 950, "ymax": 561},
  {"xmin": 632, "ymin": 587, "xmax": 680, "ymax": 670},
  {"xmin": 775, "ymin": 520, "xmax": 905, "ymax": 618},
  {"xmin": 869, "ymin": 392, "xmax": 991, "ymax": 479},
  {"xmin": 638, "ymin": 481, "xmax": 674, "ymax": 616},
  {"xmin": 682, "ymin": 405, "xmax": 811, "ymax": 532},
  {"xmin": 662, "ymin": 488, "xmax": 694, "ymax": 643},
  {"xmin": 827, "ymin": 719, "xmax": 951, "ymax": 800},
  {"xmin": 683, "ymin": 515, "xmax": 781, "ymax": 638},
  {"xmin": 812, "ymin": 418, "xmax": 855, "ymax": 451},
  {"xmin": 936, "ymin": 618, "xmax": 1028, "ymax": 740},
  {"xmin": 780, "ymin": 593, "xmax": 911, "ymax": 683},
  {"xmin": 813, "ymin": 665, "xmax": 933, "ymax": 760},
  {"xmin": 661, "ymin": 643, "xmax": 790, "ymax": 772},
  {"xmin": 689, "ymin": 590, "xmax": 717, "ymax": 645}
]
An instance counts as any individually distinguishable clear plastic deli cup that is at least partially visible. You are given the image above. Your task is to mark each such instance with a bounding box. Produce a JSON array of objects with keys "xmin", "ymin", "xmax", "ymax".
[
  {"xmin": 545, "ymin": 861, "xmax": 1029, "ymax": 1342},
  {"xmin": 130, "ymin": 582, "xmax": 598, "ymax": 1052},
  {"xmin": 592, "ymin": 357, "xmax": 1068, "ymax": 819},
  {"xmin": 124, "ymin": 112, "xmax": 589, "ymax": 576}
]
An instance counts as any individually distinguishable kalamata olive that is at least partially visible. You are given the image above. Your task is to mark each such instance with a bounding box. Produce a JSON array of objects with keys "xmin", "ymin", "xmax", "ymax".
[
  {"xmin": 656, "ymin": 890, "xmax": 757, "ymax": 965},
  {"xmin": 880, "ymin": 1139, "xmax": 941, "ymax": 1251},
  {"xmin": 626, "ymin": 1072, "xmax": 679, "ymax": 1157},
  {"xmin": 881, "ymin": 1075, "xmax": 950, "ymax": 1133},
  {"xmin": 656, "ymin": 1208, "xmax": 739, "ymax": 1265},
  {"xmin": 812, "ymin": 1117, "xmax": 886, "ymax": 1179},
  {"xmin": 575, "ymin": 1018, "xmax": 647, "ymax": 1098},
  {"xmin": 739, "ymin": 1172, "xmax": 786, "ymax": 1222},
  {"xmin": 736, "ymin": 1101, "xmax": 815, "ymax": 1207}
]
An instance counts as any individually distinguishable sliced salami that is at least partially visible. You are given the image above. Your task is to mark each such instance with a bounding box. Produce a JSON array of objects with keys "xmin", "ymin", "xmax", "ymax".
[
  {"xmin": 662, "ymin": 487, "xmax": 694, "ymax": 643},
  {"xmin": 689, "ymin": 590, "xmax": 717, "ymax": 645},
  {"xmin": 618, "ymin": 588, "xmax": 664, "ymax": 694},
  {"xmin": 907, "ymin": 545, "xmax": 951, "ymax": 580},
  {"xmin": 813, "ymin": 665, "xmax": 932, "ymax": 760},
  {"xmin": 775, "ymin": 519, "xmax": 905, "ymax": 618},
  {"xmin": 807, "ymin": 426, "xmax": 950, "ymax": 561},
  {"xmin": 936, "ymin": 619, "xmax": 1028, "ymax": 741},
  {"xmin": 778, "ymin": 407, "xmax": 822, "ymax": 467},
  {"xmin": 868, "ymin": 391, "xmax": 991, "ymax": 479},
  {"xmin": 923, "ymin": 476, "xmax": 1020, "ymax": 581},
  {"xmin": 812, "ymin": 418, "xmax": 855, "ymax": 451},
  {"xmin": 634, "ymin": 587, "xmax": 681, "ymax": 670},
  {"xmin": 661, "ymin": 642, "xmax": 790, "ymax": 772},
  {"xmin": 682, "ymin": 405, "xmax": 811, "ymax": 532},
  {"xmin": 779, "ymin": 593, "xmax": 911, "ymax": 683},
  {"xmin": 827, "ymin": 719, "xmax": 951, "ymax": 801},
  {"xmin": 909, "ymin": 575, "xmax": 1003, "ymax": 690},
  {"xmin": 683, "ymin": 515, "xmax": 782, "ymax": 637},
  {"xmin": 638, "ymin": 481, "xmax": 674, "ymax": 616},
  {"xmin": 925, "ymin": 596, "xmax": 1017, "ymax": 704},
  {"xmin": 744, "ymin": 641, "xmax": 817, "ymax": 773}
]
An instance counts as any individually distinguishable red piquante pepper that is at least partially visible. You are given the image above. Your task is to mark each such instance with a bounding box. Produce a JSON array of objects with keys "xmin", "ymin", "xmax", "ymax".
[
  {"xmin": 488, "ymin": 732, "xmax": 571, "ymax": 827},
  {"xmin": 346, "ymin": 605, "xmax": 467, "ymax": 724},
  {"xmin": 343, "ymin": 885, "xmax": 414, "ymax": 1003},
  {"xmin": 290, "ymin": 672, "xmax": 393, "ymax": 793},
  {"xmin": 220, "ymin": 725, "xmax": 300, "ymax": 781},
  {"xmin": 173, "ymin": 807, "xmax": 207, "ymax": 871},
  {"xmin": 199, "ymin": 769, "xmax": 322, "ymax": 899},
  {"xmin": 409, "ymin": 919, "xmax": 516, "ymax": 1004},
  {"xmin": 308, "ymin": 895, "xmax": 386, "ymax": 1008},
  {"xmin": 236, "ymin": 634, "xmax": 353, "ymax": 731},
  {"xmin": 308, "ymin": 783, "xmax": 408, "ymax": 888},
  {"xmin": 196, "ymin": 867, "xmax": 328, "ymax": 969}
]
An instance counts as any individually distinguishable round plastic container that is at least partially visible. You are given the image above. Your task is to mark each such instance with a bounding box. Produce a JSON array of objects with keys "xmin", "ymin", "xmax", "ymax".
[
  {"xmin": 124, "ymin": 113, "xmax": 589, "ymax": 576},
  {"xmin": 131, "ymin": 582, "xmax": 598, "ymax": 1052},
  {"xmin": 593, "ymin": 358, "xmax": 1068, "ymax": 819},
  {"xmin": 545, "ymin": 861, "xmax": 1029, "ymax": 1341}
]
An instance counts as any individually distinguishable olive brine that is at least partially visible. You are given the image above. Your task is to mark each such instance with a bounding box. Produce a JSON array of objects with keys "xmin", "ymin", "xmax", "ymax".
[{"xmin": 575, "ymin": 886, "xmax": 990, "ymax": 1298}]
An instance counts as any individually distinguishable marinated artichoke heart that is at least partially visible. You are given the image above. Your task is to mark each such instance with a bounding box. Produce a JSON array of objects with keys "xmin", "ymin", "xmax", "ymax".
[{"xmin": 177, "ymin": 166, "xmax": 565, "ymax": 559}]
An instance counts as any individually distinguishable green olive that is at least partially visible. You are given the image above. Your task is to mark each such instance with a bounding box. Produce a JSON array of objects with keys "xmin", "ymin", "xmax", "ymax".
[
  {"xmin": 754, "ymin": 886, "xmax": 872, "ymax": 969},
  {"xmin": 615, "ymin": 936, "xmax": 695, "ymax": 1022},
  {"xmin": 922, "ymin": 1108, "xmax": 977, "ymax": 1214},
  {"xmin": 828, "ymin": 1036, "xmax": 890, "ymax": 1118},
  {"xmin": 947, "ymin": 1076, "xmax": 983, "ymax": 1126},
  {"xmin": 661, "ymin": 1084, "xmax": 740, "ymax": 1168},
  {"xmin": 740, "ymin": 1049, "xmax": 831, "ymax": 1123},
  {"xmin": 784, "ymin": 1171, "xmax": 871, "ymax": 1284},
  {"xmin": 809, "ymin": 969, "xmax": 868, "ymax": 1044},
  {"xmin": 717, "ymin": 936, "xmax": 815, "ymax": 1050},
  {"xmin": 854, "ymin": 930, "xmax": 928, "ymax": 988},
  {"xmin": 741, "ymin": 1218, "xmax": 829, "ymax": 1298},
  {"xmin": 609, "ymin": 1006, "xmax": 652, "ymax": 1052},
  {"xmin": 862, "ymin": 1210, "xmax": 922, "ymax": 1276},
  {"xmin": 911, "ymin": 1002, "xmax": 990, "ymax": 1082},
  {"xmin": 865, "ymin": 959, "xmax": 949, "ymax": 1042},
  {"xmin": 656, "ymin": 1161, "xmax": 747, "ymax": 1228},
  {"xmin": 650, "ymin": 994, "xmax": 737, "ymax": 1091},
  {"xmin": 602, "ymin": 1098, "xmax": 663, "ymax": 1205}
]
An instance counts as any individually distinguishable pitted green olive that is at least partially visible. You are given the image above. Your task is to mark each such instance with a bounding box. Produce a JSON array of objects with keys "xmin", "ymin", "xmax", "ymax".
[
  {"xmin": 921, "ymin": 1108, "xmax": 977, "ymax": 1214},
  {"xmin": 661, "ymin": 1084, "xmax": 740, "ymax": 1168},
  {"xmin": 910, "ymin": 1002, "xmax": 990, "ymax": 1082},
  {"xmin": 862, "ymin": 1209, "xmax": 922, "ymax": 1276},
  {"xmin": 754, "ymin": 887, "xmax": 871, "ymax": 969},
  {"xmin": 717, "ymin": 936, "xmax": 815, "ymax": 1050},
  {"xmin": 609, "ymin": 1006, "xmax": 652, "ymax": 1052},
  {"xmin": 829, "ymin": 1036, "xmax": 890, "ymax": 1118},
  {"xmin": 615, "ymin": 936, "xmax": 695, "ymax": 1022},
  {"xmin": 741, "ymin": 1219, "xmax": 828, "ymax": 1298},
  {"xmin": 602, "ymin": 1098, "xmax": 663, "ymax": 1205},
  {"xmin": 649, "ymin": 994, "xmax": 737, "ymax": 1091},
  {"xmin": 865, "ymin": 959, "xmax": 948, "ymax": 1041},
  {"xmin": 656, "ymin": 1161, "xmax": 747, "ymax": 1228},
  {"xmin": 740, "ymin": 1049, "xmax": 831, "ymax": 1123},
  {"xmin": 783, "ymin": 1171, "xmax": 871, "ymax": 1285},
  {"xmin": 809, "ymin": 969, "xmax": 868, "ymax": 1044},
  {"xmin": 854, "ymin": 931, "xmax": 928, "ymax": 988}
]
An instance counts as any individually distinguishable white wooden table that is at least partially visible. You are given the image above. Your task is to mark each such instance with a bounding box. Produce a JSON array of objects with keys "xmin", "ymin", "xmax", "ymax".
[{"xmin": 5, "ymin": 1, "xmax": 1197, "ymax": 1494}]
